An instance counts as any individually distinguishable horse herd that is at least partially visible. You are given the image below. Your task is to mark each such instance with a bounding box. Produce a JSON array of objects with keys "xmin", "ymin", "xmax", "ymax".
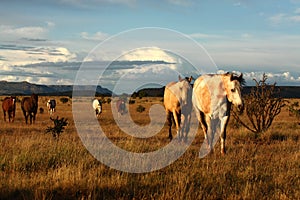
[
  {"xmin": 1, "ymin": 94, "xmax": 58, "ymax": 124},
  {"xmin": 1, "ymin": 72, "xmax": 244, "ymax": 154}
]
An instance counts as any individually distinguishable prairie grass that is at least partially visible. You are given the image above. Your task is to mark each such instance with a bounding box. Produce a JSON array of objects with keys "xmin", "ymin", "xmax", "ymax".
[{"xmin": 0, "ymin": 96, "xmax": 299, "ymax": 199}]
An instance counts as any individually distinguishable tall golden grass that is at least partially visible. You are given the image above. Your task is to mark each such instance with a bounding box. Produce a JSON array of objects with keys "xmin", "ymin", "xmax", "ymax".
[{"xmin": 0, "ymin": 96, "xmax": 299, "ymax": 199}]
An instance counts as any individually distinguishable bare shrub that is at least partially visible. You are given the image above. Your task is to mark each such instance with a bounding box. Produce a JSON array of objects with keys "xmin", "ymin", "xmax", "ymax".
[
  {"xmin": 232, "ymin": 73, "xmax": 286, "ymax": 135},
  {"xmin": 46, "ymin": 116, "xmax": 68, "ymax": 138}
]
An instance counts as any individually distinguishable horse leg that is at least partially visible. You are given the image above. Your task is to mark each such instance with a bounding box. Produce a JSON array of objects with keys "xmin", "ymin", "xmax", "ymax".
[
  {"xmin": 205, "ymin": 115, "xmax": 213, "ymax": 153},
  {"xmin": 220, "ymin": 115, "xmax": 230, "ymax": 155},
  {"xmin": 172, "ymin": 110, "xmax": 181, "ymax": 141},
  {"xmin": 12, "ymin": 110, "xmax": 15, "ymax": 122},
  {"xmin": 29, "ymin": 113, "xmax": 33, "ymax": 124},
  {"xmin": 166, "ymin": 111, "xmax": 173, "ymax": 140},
  {"xmin": 3, "ymin": 111, "xmax": 6, "ymax": 122},
  {"xmin": 25, "ymin": 113, "xmax": 29, "ymax": 124},
  {"xmin": 8, "ymin": 111, "xmax": 11, "ymax": 122},
  {"xmin": 33, "ymin": 113, "xmax": 36, "ymax": 124}
]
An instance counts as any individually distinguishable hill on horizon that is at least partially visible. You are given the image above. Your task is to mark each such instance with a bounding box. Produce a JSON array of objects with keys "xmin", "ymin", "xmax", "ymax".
[
  {"xmin": 0, "ymin": 81, "xmax": 112, "ymax": 96},
  {"xmin": 134, "ymin": 86, "xmax": 300, "ymax": 99}
]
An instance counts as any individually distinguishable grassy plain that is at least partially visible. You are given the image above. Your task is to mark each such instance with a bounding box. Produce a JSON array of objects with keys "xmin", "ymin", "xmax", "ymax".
[{"xmin": 0, "ymin": 96, "xmax": 299, "ymax": 200}]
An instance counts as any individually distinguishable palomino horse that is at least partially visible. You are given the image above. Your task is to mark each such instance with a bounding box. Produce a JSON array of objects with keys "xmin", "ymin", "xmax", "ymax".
[
  {"xmin": 164, "ymin": 76, "xmax": 193, "ymax": 141},
  {"xmin": 92, "ymin": 99, "xmax": 102, "ymax": 117},
  {"xmin": 193, "ymin": 72, "xmax": 244, "ymax": 155},
  {"xmin": 2, "ymin": 96, "xmax": 16, "ymax": 122},
  {"xmin": 21, "ymin": 93, "xmax": 38, "ymax": 124}
]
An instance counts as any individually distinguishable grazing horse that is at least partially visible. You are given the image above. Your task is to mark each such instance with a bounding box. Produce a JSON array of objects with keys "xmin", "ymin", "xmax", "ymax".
[
  {"xmin": 193, "ymin": 72, "xmax": 244, "ymax": 155},
  {"xmin": 2, "ymin": 96, "xmax": 16, "ymax": 122},
  {"xmin": 116, "ymin": 99, "xmax": 126, "ymax": 116},
  {"xmin": 164, "ymin": 76, "xmax": 193, "ymax": 141},
  {"xmin": 92, "ymin": 99, "xmax": 102, "ymax": 117},
  {"xmin": 21, "ymin": 93, "xmax": 38, "ymax": 124},
  {"xmin": 47, "ymin": 99, "xmax": 56, "ymax": 115}
]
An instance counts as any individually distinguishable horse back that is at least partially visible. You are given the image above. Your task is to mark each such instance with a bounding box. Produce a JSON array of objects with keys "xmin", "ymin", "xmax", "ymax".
[
  {"xmin": 193, "ymin": 75, "xmax": 227, "ymax": 115},
  {"xmin": 164, "ymin": 86, "xmax": 180, "ymax": 113},
  {"xmin": 2, "ymin": 97, "xmax": 16, "ymax": 111},
  {"xmin": 21, "ymin": 97, "xmax": 38, "ymax": 113}
]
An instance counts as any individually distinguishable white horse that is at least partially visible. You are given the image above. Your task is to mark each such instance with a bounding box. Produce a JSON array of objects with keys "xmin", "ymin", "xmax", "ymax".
[
  {"xmin": 92, "ymin": 99, "xmax": 102, "ymax": 117},
  {"xmin": 192, "ymin": 72, "xmax": 244, "ymax": 155},
  {"xmin": 164, "ymin": 76, "xmax": 193, "ymax": 141}
]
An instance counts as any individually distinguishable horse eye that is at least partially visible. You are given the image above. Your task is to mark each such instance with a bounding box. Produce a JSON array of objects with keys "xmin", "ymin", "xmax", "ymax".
[{"xmin": 231, "ymin": 88, "xmax": 236, "ymax": 92}]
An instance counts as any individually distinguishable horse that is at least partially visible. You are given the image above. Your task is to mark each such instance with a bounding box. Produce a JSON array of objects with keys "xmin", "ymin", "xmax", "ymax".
[
  {"xmin": 2, "ymin": 96, "xmax": 16, "ymax": 122},
  {"xmin": 164, "ymin": 76, "xmax": 193, "ymax": 141},
  {"xmin": 192, "ymin": 72, "xmax": 244, "ymax": 155},
  {"xmin": 21, "ymin": 93, "xmax": 38, "ymax": 124},
  {"xmin": 116, "ymin": 98, "xmax": 126, "ymax": 116},
  {"xmin": 47, "ymin": 99, "xmax": 56, "ymax": 115},
  {"xmin": 92, "ymin": 99, "xmax": 102, "ymax": 117}
]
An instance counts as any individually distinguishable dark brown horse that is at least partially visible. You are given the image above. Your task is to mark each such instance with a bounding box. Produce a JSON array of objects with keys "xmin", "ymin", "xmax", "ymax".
[
  {"xmin": 116, "ymin": 98, "xmax": 126, "ymax": 116},
  {"xmin": 21, "ymin": 94, "xmax": 38, "ymax": 124},
  {"xmin": 2, "ymin": 96, "xmax": 16, "ymax": 122}
]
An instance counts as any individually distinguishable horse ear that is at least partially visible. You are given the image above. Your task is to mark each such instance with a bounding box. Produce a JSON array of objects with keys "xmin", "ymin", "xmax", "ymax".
[
  {"xmin": 238, "ymin": 73, "xmax": 245, "ymax": 85},
  {"xmin": 239, "ymin": 73, "xmax": 243, "ymax": 80},
  {"xmin": 188, "ymin": 76, "xmax": 194, "ymax": 83},
  {"xmin": 178, "ymin": 75, "xmax": 183, "ymax": 81},
  {"xmin": 230, "ymin": 73, "xmax": 234, "ymax": 81}
]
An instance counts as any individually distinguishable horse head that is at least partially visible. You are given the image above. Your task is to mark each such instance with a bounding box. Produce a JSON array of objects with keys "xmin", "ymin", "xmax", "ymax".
[
  {"xmin": 225, "ymin": 73, "xmax": 244, "ymax": 112},
  {"xmin": 31, "ymin": 93, "xmax": 38, "ymax": 103}
]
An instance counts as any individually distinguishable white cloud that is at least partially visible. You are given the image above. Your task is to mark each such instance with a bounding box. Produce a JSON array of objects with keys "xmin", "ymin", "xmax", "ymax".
[
  {"xmin": 233, "ymin": 2, "xmax": 241, "ymax": 7},
  {"xmin": 289, "ymin": 15, "xmax": 300, "ymax": 22},
  {"xmin": 120, "ymin": 47, "xmax": 177, "ymax": 63},
  {"xmin": 80, "ymin": 31, "xmax": 109, "ymax": 41},
  {"xmin": 0, "ymin": 25, "xmax": 48, "ymax": 40},
  {"xmin": 58, "ymin": 0, "xmax": 137, "ymax": 8},
  {"xmin": 269, "ymin": 13, "xmax": 287, "ymax": 25},
  {"xmin": 0, "ymin": 47, "xmax": 76, "ymax": 67},
  {"xmin": 269, "ymin": 9, "xmax": 300, "ymax": 25},
  {"xmin": 237, "ymin": 71, "xmax": 300, "ymax": 86},
  {"xmin": 241, "ymin": 33, "xmax": 253, "ymax": 38},
  {"xmin": 46, "ymin": 21, "xmax": 56, "ymax": 28},
  {"xmin": 189, "ymin": 33, "xmax": 225, "ymax": 39},
  {"xmin": 166, "ymin": 0, "xmax": 192, "ymax": 6}
]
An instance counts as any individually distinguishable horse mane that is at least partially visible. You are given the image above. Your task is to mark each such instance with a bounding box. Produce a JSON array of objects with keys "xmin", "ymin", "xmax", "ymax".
[
  {"xmin": 178, "ymin": 75, "xmax": 194, "ymax": 83},
  {"xmin": 225, "ymin": 72, "xmax": 246, "ymax": 86}
]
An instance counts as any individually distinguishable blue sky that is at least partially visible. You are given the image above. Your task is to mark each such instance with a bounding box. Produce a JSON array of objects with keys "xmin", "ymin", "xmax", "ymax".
[{"xmin": 1, "ymin": 0, "xmax": 300, "ymax": 91}]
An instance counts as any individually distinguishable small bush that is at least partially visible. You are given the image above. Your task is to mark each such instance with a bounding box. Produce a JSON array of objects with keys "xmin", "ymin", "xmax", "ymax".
[
  {"xmin": 46, "ymin": 116, "xmax": 68, "ymax": 138},
  {"xmin": 106, "ymin": 98, "xmax": 111, "ymax": 104},
  {"xmin": 129, "ymin": 99, "xmax": 135, "ymax": 104},
  {"xmin": 136, "ymin": 105, "xmax": 145, "ymax": 113},
  {"xmin": 60, "ymin": 97, "xmax": 69, "ymax": 104}
]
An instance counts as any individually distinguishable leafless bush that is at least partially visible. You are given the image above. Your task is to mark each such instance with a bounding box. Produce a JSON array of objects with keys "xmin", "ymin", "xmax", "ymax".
[
  {"xmin": 232, "ymin": 73, "xmax": 286, "ymax": 135},
  {"xmin": 46, "ymin": 116, "xmax": 68, "ymax": 138}
]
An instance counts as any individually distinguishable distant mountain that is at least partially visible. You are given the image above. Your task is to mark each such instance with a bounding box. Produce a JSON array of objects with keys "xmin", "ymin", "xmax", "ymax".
[
  {"xmin": 0, "ymin": 81, "xmax": 112, "ymax": 96},
  {"xmin": 134, "ymin": 86, "xmax": 300, "ymax": 98}
]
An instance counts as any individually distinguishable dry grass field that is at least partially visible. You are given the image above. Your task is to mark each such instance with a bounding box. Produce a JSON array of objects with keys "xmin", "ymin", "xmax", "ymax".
[{"xmin": 0, "ymin": 96, "xmax": 299, "ymax": 200}]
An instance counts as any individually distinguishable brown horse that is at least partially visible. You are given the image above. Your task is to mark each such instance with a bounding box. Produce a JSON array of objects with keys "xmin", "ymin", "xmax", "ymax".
[
  {"xmin": 21, "ymin": 94, "xmax": 38, "ymax": 124},
  {"xmin": 2, "ymin": 96, "xmax": 16, "ymax": 122},
  {"xmin": 116, "ymin": 98, "xmax": 126, "ymax": 116}
]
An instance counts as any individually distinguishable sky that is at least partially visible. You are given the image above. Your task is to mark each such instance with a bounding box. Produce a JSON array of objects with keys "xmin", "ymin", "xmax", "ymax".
[{"xmin": 1, "ymin": 0, "xmax": 300, "ymax": 93}]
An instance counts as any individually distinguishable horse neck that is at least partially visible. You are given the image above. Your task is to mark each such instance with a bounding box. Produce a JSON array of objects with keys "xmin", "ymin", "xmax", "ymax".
[{"xmin": 221, "ymin": 75, "xmax": 232, "ymax": 97}]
